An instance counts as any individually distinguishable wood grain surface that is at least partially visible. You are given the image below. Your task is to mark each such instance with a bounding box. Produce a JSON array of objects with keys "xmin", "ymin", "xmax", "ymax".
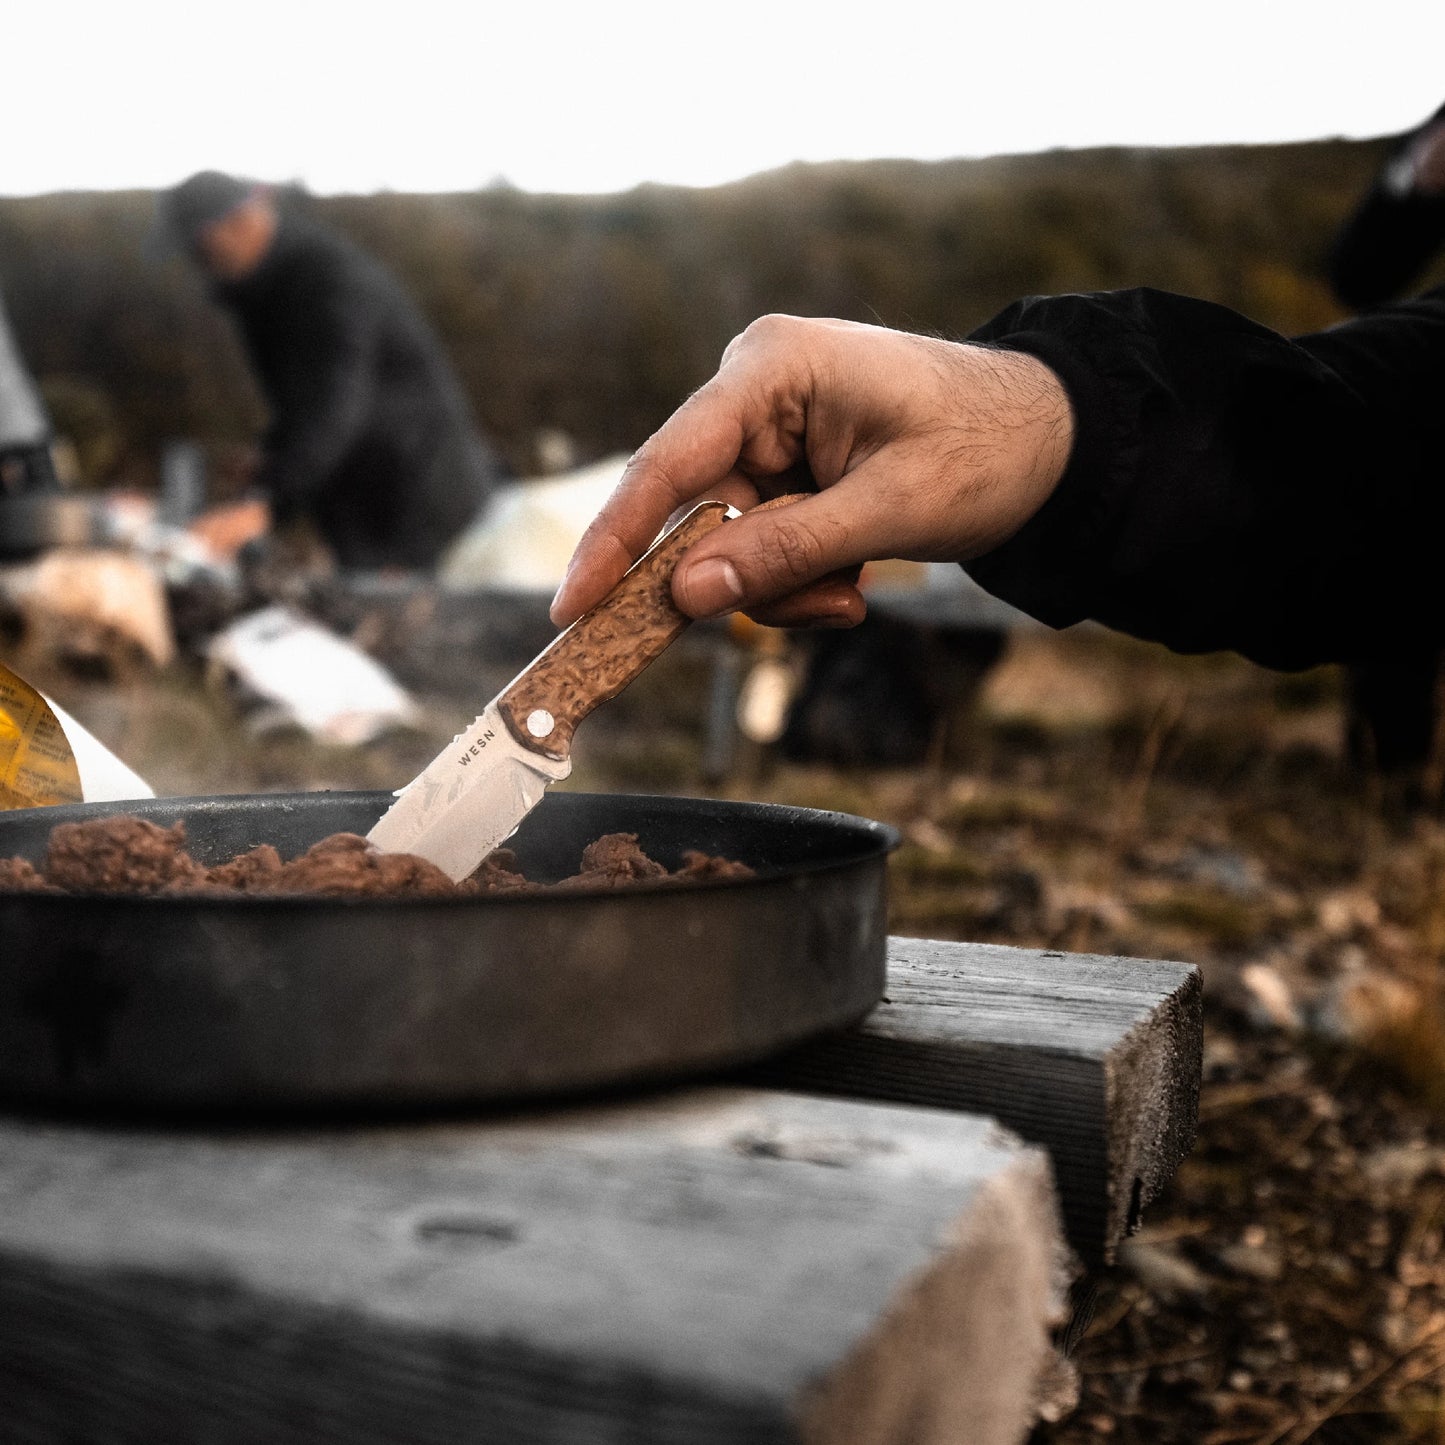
[
  {"xmin": 0, "ymin": 1087, "xmax": 1070, "ymax": 1445},
  {"xmin": 749, "ymin": 938, "xmax": 1201, "ymax": 1265},
  {"xmin": 498, "ymin": 501, "xmax": 731, "ymax": 757}
]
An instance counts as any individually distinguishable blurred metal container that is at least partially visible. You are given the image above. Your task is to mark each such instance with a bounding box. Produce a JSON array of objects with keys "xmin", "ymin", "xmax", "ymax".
[
  {"xmin": 0, "ymin": 494, "xmax": 107, "ymax": 562},
  {"xmin": 159, "ymin": 439, "xmax": 207, "ymax": 525}
]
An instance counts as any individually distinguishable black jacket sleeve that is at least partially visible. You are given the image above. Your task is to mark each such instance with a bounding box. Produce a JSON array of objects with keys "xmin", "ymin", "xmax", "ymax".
[{"xmin": 964, "ymin": 285, "xmax": 1445, "ymax": 669}]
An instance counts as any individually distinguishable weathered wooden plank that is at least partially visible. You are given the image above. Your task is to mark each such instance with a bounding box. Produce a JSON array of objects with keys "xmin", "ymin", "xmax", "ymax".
[
  {"xmin": 0, "ymin": 1087, "xmax": 1071, "ymax": 1445},
  {"xmin": 747, "ymin": 937, "xmax": 1202, "ymax": 1266}
]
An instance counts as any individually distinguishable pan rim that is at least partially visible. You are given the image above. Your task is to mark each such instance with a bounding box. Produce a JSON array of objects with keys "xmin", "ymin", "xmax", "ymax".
[{"xmin": 0, "ymin": 789, "xmax": 900, "ymax": 907}]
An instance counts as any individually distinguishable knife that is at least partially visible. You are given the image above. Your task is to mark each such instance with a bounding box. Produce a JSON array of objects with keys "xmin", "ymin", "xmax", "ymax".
[{"xmin": 367, "ymin": 499, "xmax": 735, "ymax": 880}]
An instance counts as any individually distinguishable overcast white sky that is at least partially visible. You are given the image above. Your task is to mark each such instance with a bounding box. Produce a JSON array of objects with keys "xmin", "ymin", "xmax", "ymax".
[{"xmin": 8, "ymin": 2, "xmax": 1444, "ymax": 197}]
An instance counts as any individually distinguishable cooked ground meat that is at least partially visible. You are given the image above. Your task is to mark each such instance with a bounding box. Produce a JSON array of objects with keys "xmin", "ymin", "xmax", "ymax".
[
  {"xmin": 46, "ymin": 817, "xmax": 200, "ymax": 894},
  {"xmin": 676, "ymin": 849, "xmax": 757, "ymax": 883},
  {"xmin": 558, "ymin": 832, "xmax": 670, "ymax": 889},
  {"xmin": 250, "ymin": 832, "xmax": 459, "ymax": 899},
  {"xmin": 0, "ymin": 818, "xmax": 752, "ymax": 898},
  {"xmin": 0, "ymin": 856, "xmax": 55, "ymax": 893},
  {"xmin": 470, "ymin": 848, "xmax": 531, "ymax": 893},
  {"xmin": 201, "ymin": 843, "xmax": 284, "ymax": 892}
]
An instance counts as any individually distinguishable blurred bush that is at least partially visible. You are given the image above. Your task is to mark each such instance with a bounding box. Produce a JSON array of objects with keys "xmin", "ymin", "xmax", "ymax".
[{"xmin": 0, "ymin": 136, "xmax": 1415, "ymax": 485}]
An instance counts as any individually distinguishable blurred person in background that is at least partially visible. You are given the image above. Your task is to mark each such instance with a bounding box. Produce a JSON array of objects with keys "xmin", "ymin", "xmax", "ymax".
[
  {"xmin": 550, "ymin": 121, "xmax": 1445, "ymax": 731},
  {"xmin": 153, "ymin": 171, "xmax": 507, "ymax": 572},
  {"xmin": 1327, "ymin": 103, "xmax": 1445, "ymax": 787},
  {"xmin": 1331, "ymin": 102, "xmax": 1445, "ymax": 309},
  {"xmin": 0, "ymin": 292, "xmax": 58, "ymax": 498}
]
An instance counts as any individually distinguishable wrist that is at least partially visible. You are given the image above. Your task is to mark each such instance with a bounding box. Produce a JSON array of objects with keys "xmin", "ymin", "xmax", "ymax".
[
  {"xmin": 947, "ymin": 344, "xmax": 1076, "ymax": 557},
  {"xmin": 996, "ymin": 348, "xmax": 1074, "ymax": 493}
]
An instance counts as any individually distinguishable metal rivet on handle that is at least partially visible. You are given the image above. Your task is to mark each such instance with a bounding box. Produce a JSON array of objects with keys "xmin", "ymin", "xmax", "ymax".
[{"xmin": 526, "ymin": 709, "xmax": 555, "ymax": 738}]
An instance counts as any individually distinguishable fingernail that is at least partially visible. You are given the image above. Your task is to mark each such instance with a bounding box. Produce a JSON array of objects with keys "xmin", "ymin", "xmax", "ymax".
[{"xmin": 679, "ymin": 557, "xmax": 743, "ymax": 616}]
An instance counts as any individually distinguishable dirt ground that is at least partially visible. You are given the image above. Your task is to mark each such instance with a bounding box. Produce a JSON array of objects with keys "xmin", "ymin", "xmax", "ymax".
[{"xmin": 23, "ymin": 621, "xmax": 1445, "ymax": 1442}]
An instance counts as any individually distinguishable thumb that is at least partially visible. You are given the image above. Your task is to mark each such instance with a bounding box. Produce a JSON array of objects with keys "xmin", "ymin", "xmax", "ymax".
[{"xmin": 672, "ymin": 491, "xmax": 866, "ymax": 618}]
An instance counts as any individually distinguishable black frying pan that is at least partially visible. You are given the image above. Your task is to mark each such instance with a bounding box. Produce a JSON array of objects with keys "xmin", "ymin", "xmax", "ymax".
[{"xmin": 0, "ymin": 791, "xmax": 896, "ymax": 1110}]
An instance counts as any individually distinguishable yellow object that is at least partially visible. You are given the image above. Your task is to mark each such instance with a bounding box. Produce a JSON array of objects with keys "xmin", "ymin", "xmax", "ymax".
[
  {"xmin": 0, "ymin": 662, "xmax": 83, "ymax": 809},
  {"xmin": 727, "ymin": 613, "xmax": 790, "ymax": 655},
  {"xmin": 858, "ymin": 558, "xmax": 929, "ymax": 589}
]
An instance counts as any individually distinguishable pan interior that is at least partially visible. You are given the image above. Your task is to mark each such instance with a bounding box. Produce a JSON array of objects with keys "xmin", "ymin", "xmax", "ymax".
[{"xmin": 0, "ymin": 790, "xmax": 897, "ymax": 889}]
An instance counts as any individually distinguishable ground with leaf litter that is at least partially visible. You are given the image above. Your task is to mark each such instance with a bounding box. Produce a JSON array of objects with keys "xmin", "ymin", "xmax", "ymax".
[{"xmin": 37, "ymin": 623, "xmax": 1445, "ymax": 1442}]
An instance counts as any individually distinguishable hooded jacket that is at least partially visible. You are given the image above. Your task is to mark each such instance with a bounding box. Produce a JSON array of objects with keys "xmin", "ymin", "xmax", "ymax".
[{"xmin": 966, "ymin": 282, "xmax": 1445, "ymax": 670}]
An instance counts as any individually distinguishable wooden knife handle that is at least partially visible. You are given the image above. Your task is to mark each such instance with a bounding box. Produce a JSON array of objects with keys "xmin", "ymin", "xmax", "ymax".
[{"xmin": 497, "ymin": 500, "xmax": 733, "ymax": 759}]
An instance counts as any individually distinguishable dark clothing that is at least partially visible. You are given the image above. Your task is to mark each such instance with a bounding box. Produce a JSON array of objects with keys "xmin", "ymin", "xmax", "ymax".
[
  {"xmin": 1326, "ymin": 114, "xmax": 1445, "ymax": 777},
  {"xmin": 965, "ymin": 284, "xmax": 1445, "ymax": 671},
  {"xmin": 215, "ymin": 216, "xmax": 505, "ymax": 570},
  {"xmin": 1330, "ymin": 104, "xmax": 1445, "ymax": 309},
  {"xmin": 0, "ymin": 444, "xmax": 58, "ymax": 498}
]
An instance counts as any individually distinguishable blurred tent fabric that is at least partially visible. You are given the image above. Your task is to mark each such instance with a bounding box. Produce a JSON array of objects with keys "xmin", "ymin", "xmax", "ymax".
[
  {"xmin": 0, "ymin": 295, "xmax": 49, "ymax": 453},
  {"xmin": 0, "ymin": 290, "xmax": 58, "ymax": 497},
  {"xmin": 439, "ymin": 454, "xmax": 627, "ymax": 591}
]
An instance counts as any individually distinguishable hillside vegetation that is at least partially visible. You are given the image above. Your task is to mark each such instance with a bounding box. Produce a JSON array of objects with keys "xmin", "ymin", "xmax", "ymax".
[{"xmin": 0, "ymin": 136, "xmax": 1413, "ymax": 484}]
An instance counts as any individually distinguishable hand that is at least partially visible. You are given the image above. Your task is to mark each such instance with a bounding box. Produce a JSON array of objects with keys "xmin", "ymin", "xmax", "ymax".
[
  {"xmin": 549, "ymin": 315, "xmax": 1074, "ymax": 629},
  {"xmin": 188, "ymin": 499, "xmax": 271, "ymax": 560}
]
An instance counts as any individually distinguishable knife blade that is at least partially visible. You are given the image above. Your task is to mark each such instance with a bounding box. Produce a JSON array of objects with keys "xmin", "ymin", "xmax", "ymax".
[{"xmin": 367, "ymin": 499, "xmax": 734, "ymax": 880}]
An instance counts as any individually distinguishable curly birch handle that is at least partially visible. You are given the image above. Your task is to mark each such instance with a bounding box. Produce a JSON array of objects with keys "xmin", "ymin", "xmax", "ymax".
[{"xmin": 497, "ymin": 501, "xmax": 732, "ymax": 758}]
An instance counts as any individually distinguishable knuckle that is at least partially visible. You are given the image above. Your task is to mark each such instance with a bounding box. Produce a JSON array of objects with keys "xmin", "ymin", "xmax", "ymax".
[
  {"xmin": 622, "ymin": 434, "xmax": 686, "ymax": 509},
  {"xmin": 644, "ymin": 453, "xmax": 688, "ymax": 510},
  {"xmin": 579, "ymin": 513, "xmax": 633, "ymax": 570},
  {"xmin": 620, "ymin": 442, "xmax": 650, "ymax": 480},
  {"xmin": 765, "ymin": 514, "xmax": 831, "ymax": 587},
  {"xmin": 732, "ymin": 312, "xmax": 801, "ymax": 357}
]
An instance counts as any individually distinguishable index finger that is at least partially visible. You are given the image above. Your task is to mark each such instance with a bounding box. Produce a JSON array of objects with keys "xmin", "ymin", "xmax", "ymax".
[{"xmin": 550, "ymin": 377, "xmax": 754, "ymax": 626}]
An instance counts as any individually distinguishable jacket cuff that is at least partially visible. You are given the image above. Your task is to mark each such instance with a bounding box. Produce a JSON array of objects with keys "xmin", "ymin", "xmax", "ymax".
[{"xmin": 964, "ymin": 327, "xmax": 1128, "ymax": 629}]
